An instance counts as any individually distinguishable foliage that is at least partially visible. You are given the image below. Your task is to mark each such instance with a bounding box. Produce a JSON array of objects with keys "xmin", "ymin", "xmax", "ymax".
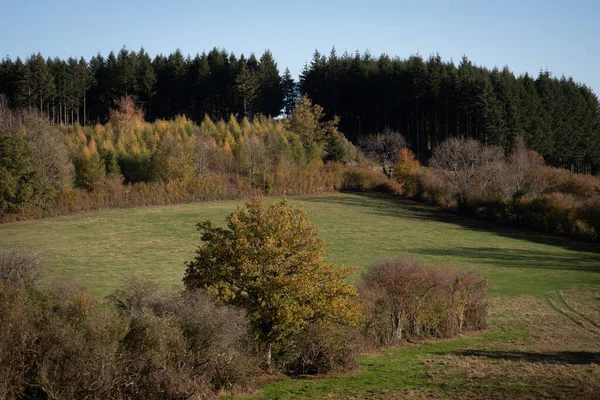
[
  {"xmin": 403, "ymin": 137, "xmax": 600, "ymax": 241},
  {"xmin": 286, "ymin": 95, "xmax": 343, "ymax": 159},
  {"xmin": 275, "ymin": 322, "xmax": 361, "ymax": 375},
  {"xmin": 394, "ymin": 148, "xmax": 421, "ymax": 196},
  {"xmin": 184, "ymin": 198, "xmax": 362, "ymax": 368},
  {"xmin": 0, "ymin": 131, "xmax": 48, "ymax": 213},
  {"xmin": 300, "ymin": 50, "xmax": 600, "ymax": 173},
  {"xmin": 340, "ymin": 167, "xmax": 402, "ymax": 194},
  {"xmin": 0, "ymin": 100, "xmax": 358, "ymax": 221},
  {"xmin": 112, "ymin": 282, "xmax": 258, "ymax": 398},
  {"xmin": 0, "ymin": 266, "xmax": 258, "ymax": 399}
]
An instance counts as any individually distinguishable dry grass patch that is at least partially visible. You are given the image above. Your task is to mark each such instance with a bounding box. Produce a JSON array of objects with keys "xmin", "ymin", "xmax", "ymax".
[{"xmin": 418, "ymin": 292, "xmax": 600, "ymax": 399}]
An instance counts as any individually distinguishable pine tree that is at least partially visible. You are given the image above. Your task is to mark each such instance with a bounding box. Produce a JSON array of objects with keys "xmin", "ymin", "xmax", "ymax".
[
  {"xmin": 234, "ymin": 60, "xmax": 258, "ymax": 118},
  {"xmin": 255, "ymin": 50, "xmax": 283, "ymax": 117},
  {"xmin": 281, "ymin": 67, "xmax": 297, "ymax": 116}
]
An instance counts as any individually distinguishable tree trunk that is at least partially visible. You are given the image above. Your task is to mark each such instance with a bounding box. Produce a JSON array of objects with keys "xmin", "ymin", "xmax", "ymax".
[
  {"xmin": 393, "ymin": 310, "xmax": 404, "ymax": 340},
  {"xmin": 265, "ymin": 342, "xmax": 272, "ymax": 370}
]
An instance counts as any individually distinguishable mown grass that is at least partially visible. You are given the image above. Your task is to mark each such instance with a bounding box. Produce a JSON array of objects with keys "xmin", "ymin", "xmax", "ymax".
[{"xmin": 1, "ymin": 193, "xmax": 599, "ymax": 398}]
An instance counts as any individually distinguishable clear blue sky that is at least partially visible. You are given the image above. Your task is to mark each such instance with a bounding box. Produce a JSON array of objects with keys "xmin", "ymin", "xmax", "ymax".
[{"xmin": 2, "ymin": 0, "xmax": 599, "ymax": 94}]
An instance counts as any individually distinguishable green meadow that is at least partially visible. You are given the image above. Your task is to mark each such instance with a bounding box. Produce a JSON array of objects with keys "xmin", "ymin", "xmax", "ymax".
[{"xmin": 1, "ymin": 193, "xmax": 599, "ymax": 398}]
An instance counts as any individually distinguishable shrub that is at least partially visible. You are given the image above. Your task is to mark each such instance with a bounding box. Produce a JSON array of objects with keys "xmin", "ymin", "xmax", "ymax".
[
  {"xmin": 0, "ymin": 282, "xmax": 38, "ymax": 400},
  {"xmin": 31, "ymin": 282, "xmax": 125, "ymax": 400},
  {"xmin": 358, "ymin": 257, "xmax": 487, "ymax": 346},
  {"xmin": 577, "ymin": 197, "xmax": 600, "ymax": 241},
  {"xmin": 0, "ymin": 248, "xmax": 40, "ymax": 287},
  {"xmin": 516, "ymin": 193, "xmax": 579, "ymax": 236},
  {"xmin": 341, "ymin": 167, "xmax": 401, "ymax": 194},
  {"xmin": 540, "ymin": 166, "xmax": 600, "ymax": 198},
  {"xmin": 276, "ymin": 322, "xmax": 361, "ymax": 375},
  {"xmin": 468, "ymin": 193, "xmax": 512, "ymax": 224},
  {"xmin": 415, "ymin": 168, "xmax": 453, "ymax": 207},
  {"xmin": 110, "ymin": 279, "xmax": 258, "ymax": 397}
]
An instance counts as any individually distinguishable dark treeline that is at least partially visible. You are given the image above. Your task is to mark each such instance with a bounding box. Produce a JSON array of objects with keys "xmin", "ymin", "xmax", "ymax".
[
  {"xmin": 1, "ymin": 47, "xmax": 599, "ymax": 172},
  {"xmin": 0, "ymin": 47, "xmax": 296, "ymax": 125},
  {"xmin": 300, "ymin": 50, "xmax": 600, "ymax": 173}
]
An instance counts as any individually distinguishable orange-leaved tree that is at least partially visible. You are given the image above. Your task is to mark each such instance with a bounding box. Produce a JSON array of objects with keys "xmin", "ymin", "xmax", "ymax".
[
  {"xmin": 184, "ymin": 198, "xmax": 361, "ymax": 369},
  {"xmin": 394, "ymin": 148, "xmax": 420, "ymax": 196}
]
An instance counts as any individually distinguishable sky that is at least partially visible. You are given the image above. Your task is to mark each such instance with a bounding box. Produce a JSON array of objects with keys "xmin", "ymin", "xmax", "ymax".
[{"xmin": 2, "ymin": 0, "xmax": 599, "ymax": 94}]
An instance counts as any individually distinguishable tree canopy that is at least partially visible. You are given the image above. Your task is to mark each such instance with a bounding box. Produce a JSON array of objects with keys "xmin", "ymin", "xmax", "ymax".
[{"xmin": 183, "ymin": 198, "xmax": 361, "ymax": 368}]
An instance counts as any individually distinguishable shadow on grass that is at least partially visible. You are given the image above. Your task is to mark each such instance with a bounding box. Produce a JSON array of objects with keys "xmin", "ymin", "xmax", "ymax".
[
  {"xmin": 445, "ymin": 350, "xmax": 600, "ymax": 365},
  {"xmin": 304, "ymin": 193, "xmax": 600, "ymax": 262},
  {"xmin": 412, "ymin": 246, "xmax": 600, "ymax": 273}
]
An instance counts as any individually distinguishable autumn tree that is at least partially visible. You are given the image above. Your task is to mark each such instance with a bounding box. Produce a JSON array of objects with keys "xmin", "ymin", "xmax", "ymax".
[
  {"xmin": 286, "ymin": 95, "xmax": 342, "ymax": 159},
  {"xmin": 394, "ymin": 148, "xmax": 420, "ymax": 195},
  {"xmin": 183, "ymin": 198, "xmax": 361, "ymax": 369},
  {"xmin": 108, "ymin": 96, "xmax": 144, "ymax": 128}
]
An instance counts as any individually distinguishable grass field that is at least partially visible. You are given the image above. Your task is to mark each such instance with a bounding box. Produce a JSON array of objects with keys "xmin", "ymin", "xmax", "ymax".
[{"xmin": 1, "ymin": 193, "xmax": 599, "ymax": 398}]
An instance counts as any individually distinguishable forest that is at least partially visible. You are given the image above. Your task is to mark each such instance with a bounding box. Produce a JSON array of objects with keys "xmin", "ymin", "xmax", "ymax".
[{"xmin": 1, "ymin": 47, "xmax": 599, "ymax": 172}]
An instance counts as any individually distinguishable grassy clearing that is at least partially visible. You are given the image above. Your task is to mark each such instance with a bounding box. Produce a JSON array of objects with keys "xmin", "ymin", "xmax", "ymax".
[
  {"xmin": 0, "ymin": 193, "xmax": 598, "ymax": 298},
  {"xmin": 1, "ymin": 193, "xmax": 599, "ymax": 398}
]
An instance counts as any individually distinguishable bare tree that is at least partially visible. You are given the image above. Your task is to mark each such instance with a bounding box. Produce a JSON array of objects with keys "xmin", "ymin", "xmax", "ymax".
[
  {"xmin": 430, "ymin": 137, "xmax": 503, "ymax": 209},
  {"xmin": 359, "ymin": 129, "xmax": 407, "ymax": 179},
  {"xmin": 503, "ymin": 137, "xmax": 546, "ymax": 198}
]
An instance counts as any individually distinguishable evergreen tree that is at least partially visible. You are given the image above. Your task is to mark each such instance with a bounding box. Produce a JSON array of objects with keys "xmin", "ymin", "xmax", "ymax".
[
  {"xmin": 255, "ymin": 50, "xmax": 283, "ymax": 117},
  {"xmin": 282, "ymin": 67, "xmax": 297, "ymax": 116}
]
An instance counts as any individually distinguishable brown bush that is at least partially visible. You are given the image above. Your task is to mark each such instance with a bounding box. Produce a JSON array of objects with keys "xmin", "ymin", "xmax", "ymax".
[
  {"xmin": 576, "ymin": 197, "xmax": 600, "ymax": 241},
  {"xmin": 0, "ymin": 273, "xmax": 260, "ymax": 399},
  {"xmin": 32, "ymin": 282, "xmax": 126, "ymax": 400},
  {"xmin": 540, "ymin": 166, "xmax": 600, "ymax": 198},
  {"xmin": 0, "ymin": 282, "xmax": 38, "ymax": 400},
  {"xmin": 358, "ymin": 257, "xmax": 487, "ymax": 346},
  {"xmin": 0, "ymin": 248, "xmax": 40, "ymax": 287},
  {"xmin": 341, "ymin": 167, "xmax": 402, "ymax": 194},
  {"xmin": 110, "ymin": 280, "xmax": 258, "ymax": 397},
  {"xmin": 415, "ymin": 168, "xmax": 453, "ymax": 207},
  {"xmin": 275, "ymin": 322, "xmax": 361, "ymax": 375},
  {"xmin": 516, "ymin": 193, "xmax": 580, "ymax": 236}
]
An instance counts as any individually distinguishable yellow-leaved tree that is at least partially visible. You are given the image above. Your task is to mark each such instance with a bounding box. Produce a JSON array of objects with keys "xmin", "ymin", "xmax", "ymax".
[
  {"xmin": 184, "ymin": 198, "xmax": 361, "ymax": 369},
  {"xmin": 394, "ymin": 148, "xmax": 420, "ymax": 196}
]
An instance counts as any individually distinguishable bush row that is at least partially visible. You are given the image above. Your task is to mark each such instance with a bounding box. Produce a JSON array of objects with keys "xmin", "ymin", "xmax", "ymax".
[
  {"xmin": 1, "ymin": 162, "xmax": 344, "ymax": 222},
  {"xmin": 391, "ymin": 139, "xmax": 600, "ymax": 241},
  {"xmin": 0, "ymin": 249, "xmax": 488, "ymax": 399}
]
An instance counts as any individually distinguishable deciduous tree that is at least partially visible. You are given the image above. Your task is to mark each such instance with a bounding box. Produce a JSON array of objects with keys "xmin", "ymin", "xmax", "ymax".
[{"xmin": 184, "ymin": 198, "xmax": 361, "ymax": 369}]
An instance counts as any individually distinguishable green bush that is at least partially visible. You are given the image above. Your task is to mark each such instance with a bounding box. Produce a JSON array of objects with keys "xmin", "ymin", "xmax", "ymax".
[{"xmin": 0, "ymin": 132, "xmax": 48, "ymax": 214}]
